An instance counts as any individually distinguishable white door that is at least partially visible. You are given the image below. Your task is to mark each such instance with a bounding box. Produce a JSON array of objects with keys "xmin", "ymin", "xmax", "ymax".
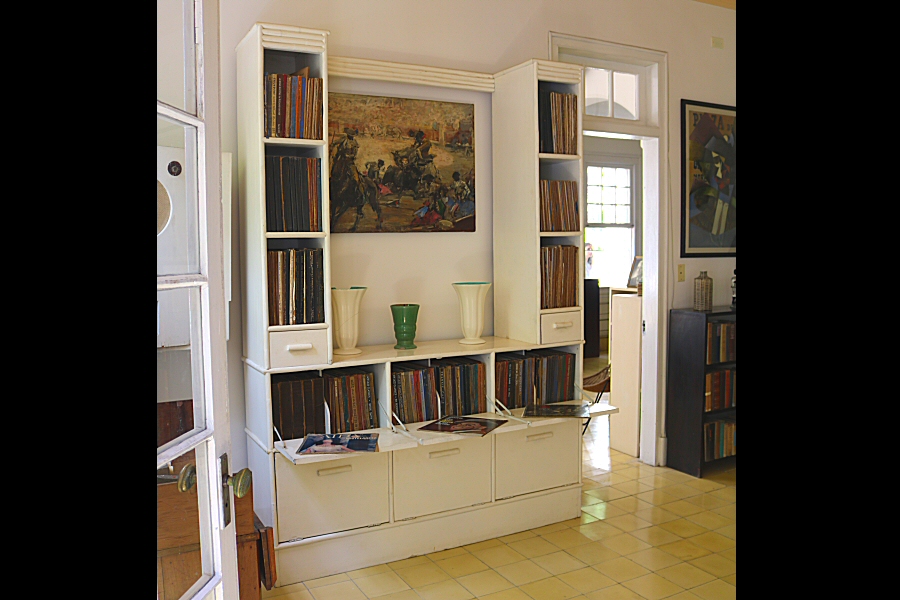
[{"xmin": 157, "ymin": 1, "xmax": 239, "ymax": 598}]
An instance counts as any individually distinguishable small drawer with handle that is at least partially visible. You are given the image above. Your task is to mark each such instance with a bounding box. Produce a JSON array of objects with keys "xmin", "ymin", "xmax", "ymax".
[
  {"xmin": 269, "ymin": 328, "xmax": 328, "ymax": 369},
  {"xmin": 540, "ymin": 309, "xmax": 582, "ymax": 344}
]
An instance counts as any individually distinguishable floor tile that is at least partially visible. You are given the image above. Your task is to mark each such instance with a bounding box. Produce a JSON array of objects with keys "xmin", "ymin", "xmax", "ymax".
[
  {"xmin": 592, "ymin": 557, "xmax": 651, "ymax": 583},
  {"xmin": 533, "ymin": 522, "xmax": 571, "ymax": 535},
  {"xmin": 262, "ymin": 582, "xmax": 311, "ymax": 598},
  {"xmin": 632, "ymin": 506, "xmax": 681, "ymax": 526},
  {"xmin": 371, "ymin": 591, "xmax": 420, "ymax": 600},
  {"xmin": 666, "ymin": 592, "xmax": 704, "ymax": 600},
  {"xmin": 472, "ymin": 544, "xmax": 529, "ymax": 568},
  {"xmin": 507, "ymin": 536, "xmax": 563, "ymax": 558},
  {"xmin": 352, "ymin": 572, "xmax": 411, "ymax": 598},
  {"xmin": 531, "ymin": 551, "xmax": 589, "ymax": 575},
  {"xmin": 684, "ymin": 512, "xmax": 733, "ymax": 531},
  {"xmin": 628, "ymin": 525, "xmax": 684, "ymax": 547},
  {"xmin": 580, "ymin": 502, "xmax": 628, "ymax": 520},
  {"xmin": 708, "ymin": 487, "xmax": 737, "ymax": 503},
  {"xmin": 598, "ymin": 533, "xmax": 653, "ymax": 556},
  {"xmin": 304, "ymin": 574, "xmax": 350, "ymax": 589},
  {"xmin": 684, "ymin": 494, "xmax": 732, "ymax": 510},
  {"xmin": 584, "ymin": 487, "xmax": 631, "ymax": 502},
  {"xmin": 518, "ymin": 575, "xmax": 583, "ymax": 600},
  {"xmin": 604, "ymin": 513, "xmax": 654, "ymax": 533},
  {"xmin": 435, "ymin": 553, "xmax": 490, "ymax": 578},
  {"xmin": 499, "ymin": 531, "xmax": 537, "ymax": 544},
  {"xmin": 584, "ymin": 584, "xmax": 646, "ymax": 599},
  {"xmin": 347, "ymin": 565, "xmax": 392, "ymax": 580},
  {"xmin": 560, "ymin": 513, "xmax": 599, "ymax": 526},
  {"xmin": 637, "ymin": 475, "xmax": 678, "ymax": 489},
  {"xmin": 716, "ymin": 548, "xmax": 736, "ymax": 563},
  {"xmin": 610, "ymin": 467, "xmax": 642, "ymax": 481},
  {"xmin": 621, "ymin": 573, "xmax": 685, "ymax": 600},
  {"xmin": 626, "ymin": 548, "xmax": 683, "ymax": 571},
  {"xmin": 686, "ymin": 532, "xmax": 735, "ymax": 553},
  {"xmin": 428, "ymin": 547, "xmax": 470, "ymax": 561},
  {"xmin": 393, "ymin": 563, "xmax": 452, "ymax": 588},
  {"xmin": 656, "ymin": 540, "xmax": 711, "ymax": 561},
  {"xmin": 608, "ymin": 496, "xmax": 655, "ymax": 513},
  {"xmin": 656, "ymin": 470, "xmax": 696, "ymax": 484},
  {"xmin": 388, "ymin": 556, "xmax": 432, "ymax": 571},
  {"xmin": 656, "ymin": 563, "xmax": 717, "ymax": 589},
  {"xmin": 465, "ymin": 538, "xmax": 505, "ymax": 552},
  {"xmin": 610, "ymin": 481, "xmax": 654, "ymax": 495},
  {"xmin": 556, "ymin": 567, "xmax": 617, "ymax": 594},
  {"xmin": 479, "ymin": 589, "xmax": 534, "ymax": 600},
  {"xmin": 690, "ymin": 579, "xmax": 736, "ymax": 600},
  {"xmin": 657, "ymin": 484, "xmax": 704, "ymax": 500},
  {"xmin": 416, "ymin": 578, "xmax": 475, "ymax": 599},
  {"xmin": 308, "ymin": 580, "xmax": 367, "ymax": 600},
  {"xmin": 494, "ymin": 560, "xmax": 554, "ymax": 586},
  {"xmin": 682, "ymin": 479, "xmax": 725, "ymax": 493},
  {"xmin": 659, "ymin": 501, "xmax": 706, "ymax": 518},
  {"xmin": 658, "ymin": 519, "xmax": 709, "ymax": 538},
  {"xmin": 688, "ymin": 554, "xmax": 736, "ymax": 578},
  {"xmin": 581, "ymin": 493, "xmax": 605, "ymax": 506},
  {"xmin": 563, "ymin": 541, "xmax": 622, "ymax": 565},
  {"xmin": 635, "ymin": 489, "xmax": 681, "ymax": 506},
  {"xmin": 540, "ymin": 529, "xmax": 595, "ymax": 549},
  {"xmin": 456, "ymin": 569, "xmax": 515, "ymax": 597},
  {"xmin": 721, "ymin": 574, "xmax": 736, "ymax": 587},
  {"xmin": 710, "ymin": 504, "xmax": 736, "ymax": 521},
  {"xmin": 576, "ymin": 521, "xmax": 624, "ymax": 542}
]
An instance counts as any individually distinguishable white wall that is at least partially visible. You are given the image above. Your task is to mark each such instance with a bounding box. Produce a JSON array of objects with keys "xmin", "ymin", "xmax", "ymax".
[{"xmin": 213, "ymin": 0, "xmax": 736, "ymax": 469}]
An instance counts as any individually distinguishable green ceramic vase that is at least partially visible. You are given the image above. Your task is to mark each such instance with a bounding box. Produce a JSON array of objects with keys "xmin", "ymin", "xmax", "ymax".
[{"xmin": 391, "ymin": 303, "xmax": 419, "ymax": 349}]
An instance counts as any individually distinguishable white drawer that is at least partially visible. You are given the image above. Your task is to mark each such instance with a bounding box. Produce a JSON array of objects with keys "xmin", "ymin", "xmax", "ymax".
[
  {"xmin": 269, "ymin": 328, "xmax": 328, "ymax": 369},
  {"xmin": 495, "ymin": 420, "xmax": 580, "ymax": 499},
  {"xmin": 275, "ymin": 452, "xmax": 390, "ymax": 542},
  {"xmin": 540, "ymin": 310, "xmax": 582, "ymax": 344},
  {"xmin": 392, "ymin": 436, "xmax": 492, "ymax": 520}
]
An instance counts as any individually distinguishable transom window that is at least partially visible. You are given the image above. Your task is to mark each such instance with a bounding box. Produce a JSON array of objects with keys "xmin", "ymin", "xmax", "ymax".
[{"xmin": 584, "ymin": 68, "xmax": 638, "ymax": 120}]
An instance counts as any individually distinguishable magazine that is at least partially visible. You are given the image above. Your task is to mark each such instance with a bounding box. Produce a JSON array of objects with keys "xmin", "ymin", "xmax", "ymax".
[
  {"xmin": 419, "ymin": 415, "xmax": 507, "ymax": 436},
  {"xmin": 296, "ymin": 433, "xmax": 379, "ymax": 454},
  {"xmin": 523, "ymin": 402, "xmax": 591, "ymax": 418}
]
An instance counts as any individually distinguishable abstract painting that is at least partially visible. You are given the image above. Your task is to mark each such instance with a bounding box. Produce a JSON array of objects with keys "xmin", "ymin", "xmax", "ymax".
[
  {"xmin": 680, "ymin": 100, "xmax": 736, "ymax": 257},
  {"xmin": 328, "ymin": 92, "xmax": 475, "ymax": 233}
]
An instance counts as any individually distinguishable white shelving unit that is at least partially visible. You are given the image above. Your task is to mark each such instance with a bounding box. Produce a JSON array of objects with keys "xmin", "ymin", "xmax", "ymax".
[{"xmin": 238, "ymin": 24, "xmax": 614, "ymax": 586}]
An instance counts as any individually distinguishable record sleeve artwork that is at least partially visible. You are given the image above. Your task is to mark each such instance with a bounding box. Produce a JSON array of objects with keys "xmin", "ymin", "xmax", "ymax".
[{"xmin": 328, "ymin": 93, "xmax": 475, "ymax": 233}]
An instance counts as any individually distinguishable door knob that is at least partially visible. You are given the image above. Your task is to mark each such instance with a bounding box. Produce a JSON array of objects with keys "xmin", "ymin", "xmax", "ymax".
[
  {"xmin": 227, "ymin": 468, "xmax": 252, "ymax": 498},
  {"xmin": 177, "ymin": 463, "xmax": 197, "ymax": 493}
]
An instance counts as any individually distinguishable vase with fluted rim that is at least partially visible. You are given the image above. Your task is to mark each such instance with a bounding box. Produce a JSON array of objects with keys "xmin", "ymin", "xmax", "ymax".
[
  {"xmin": 452, "ymin": 282, "xmax": 491, "ymax": 345},
  {"xmin": 332, "ymin": 287, "xmax": 366, "ymax": 355}
]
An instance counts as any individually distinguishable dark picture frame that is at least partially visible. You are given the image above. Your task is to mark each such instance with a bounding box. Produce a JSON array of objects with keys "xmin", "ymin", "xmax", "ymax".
[
  {"xmin": 680, "ymin": 100, "xmax": 736, "ymax": 257},
  {"xmin": 627, "ymin": 255, "xmax": 643, "ymax": 288}
]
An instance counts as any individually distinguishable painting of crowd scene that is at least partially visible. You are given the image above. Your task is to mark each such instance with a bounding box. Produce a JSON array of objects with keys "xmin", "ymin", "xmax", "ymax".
[{"xmin": 328, "ymin": 93, "xmax": 475, "ymax": 233}]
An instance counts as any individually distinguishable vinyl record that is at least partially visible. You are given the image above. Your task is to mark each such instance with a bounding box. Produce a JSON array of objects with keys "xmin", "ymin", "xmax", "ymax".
[{"xmin": 157, "ymin": 179, "xmax": 172, "ymax": 235}]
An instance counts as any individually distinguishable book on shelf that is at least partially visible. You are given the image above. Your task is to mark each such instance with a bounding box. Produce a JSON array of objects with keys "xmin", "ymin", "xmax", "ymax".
[
  {"xmin": 265, "ymin": 155, "xmax": 322, "ymax": 232},
  {"xmin": 324, "ymin": 368, "xmax": 378, "ymax": 433},
  {"xmin": 264, "ymin": 70, "xmax": 323, "ymax": 140},
  {"xmin": 539, "ymin": 180, "xmax": 580, "ymax": 232},
  {"xmin": 537, "ymin": 85, "xmax": 578, "ymax": 155},
  {"xmin": 523, "ymin": 401, "xmax": 591, "ymax": 418},
  {"xmin": 495, "ymin": 353, "xmax": 536, "ymax": 410},
  {"xmin": 526, "ymin": 348, "xmax": 576, "ymax": 404},
  {"xmin": 431, "ymin": 357, "xmax": 487, "ymax": 417},
  {"xmin": 419, "ymin": 415, "xmax": 507, "ymax": 436},
  {"xmin": 271, "ymin": 371, "xmax": 326, "ymax": 441},
  {"xmin": 296, "ymin": 432, "xmax": 379, "ymax": 454},
  {"xmin": 703, "ymin": 420, "xmax": 736, "ymax": 462},
  {"xmin": 706, "ymin": 321, "xmax": 736, "ymax": 364},
  {"xmin": 540, "ymin": 244, "xmax": 578, "ymax": 309},
  {"xmin": 266, "ymin": 247, "xmax": 324, "ymax": 326},
  {"xmin": 391, "ymin": 362, "xmax": 439, "ymax": 425}
]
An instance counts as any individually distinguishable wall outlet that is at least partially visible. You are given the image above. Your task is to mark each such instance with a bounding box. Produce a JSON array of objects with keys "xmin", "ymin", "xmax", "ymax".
[
  {"xmin": 711, "ymin": 36, "xmax": 724, "ymax": 49},
  {"xmin": 678, "ymin": 264, "xmax": 686, "ymax": 282}
]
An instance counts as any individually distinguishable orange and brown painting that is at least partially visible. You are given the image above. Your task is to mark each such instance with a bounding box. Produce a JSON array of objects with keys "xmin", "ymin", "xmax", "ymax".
[{"xmin": 328, "ymin": 93, "xmax": 475, "ymax": 233}]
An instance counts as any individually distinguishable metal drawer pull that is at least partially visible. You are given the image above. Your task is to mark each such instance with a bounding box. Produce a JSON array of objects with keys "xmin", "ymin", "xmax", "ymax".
[
  {"xmin": 527, "ymin": 432, "xmax": 554, "ymax": 442},
  {"xmin": 317, "ymin": 464, "xmax": 352, "ymax": 476},
  {"xmin": 286, "ymin": 343, "xmax": 313, "ymax": 352},
  {"xmin": 429, "ymin": 448, "xmax": 461, "ymax": 459},
  {"xmin": 552, "ymin": 322, "xmax": 573, "ymax": 329}
]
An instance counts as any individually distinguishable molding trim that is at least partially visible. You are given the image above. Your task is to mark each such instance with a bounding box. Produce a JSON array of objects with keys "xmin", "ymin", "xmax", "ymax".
[
  {"xmin": 329, "ymin": 56, "xmax": 494, "ymax": 92},
  {"xmin": 259, "ymin": 23, "xmax": 328, "ymax": 53}
]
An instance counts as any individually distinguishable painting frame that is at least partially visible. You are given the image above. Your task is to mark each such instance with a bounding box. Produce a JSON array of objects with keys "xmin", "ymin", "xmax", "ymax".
[
  {"xmin": 680, "ymin": 99, "xmax": 736, "ymax": 258},
  {"xmin": 327, "ymin": 91, "xmax": 476, "ymax": 234},
  {"xmin": 627, "ymin": 255, "xmax": 643, "ymax": 288}
]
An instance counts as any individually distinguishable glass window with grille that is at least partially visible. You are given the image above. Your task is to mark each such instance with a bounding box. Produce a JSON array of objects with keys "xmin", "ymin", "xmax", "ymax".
[
  {"xmin": 584, "ymin": 67, "xmax": 638, "ymax": 121},
  {"xmin": 584, "ymin": 164, "xmax": 637, "ymax": 287}
]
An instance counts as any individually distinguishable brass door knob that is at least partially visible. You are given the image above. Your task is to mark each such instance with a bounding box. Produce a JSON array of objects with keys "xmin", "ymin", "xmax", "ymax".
[
  {"xmin": 227, "ymin": 468, "xmax": 252, "ymax": 498},
  {"xmin": 177, "ymin": 463, "xmax": 197, "ymax": 493}
]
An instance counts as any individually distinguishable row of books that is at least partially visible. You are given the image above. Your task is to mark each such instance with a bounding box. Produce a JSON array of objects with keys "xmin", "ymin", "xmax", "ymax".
[
  {"xmin": 391, "ymin": 362, "xmax": 439, "ymax": 425},
  {"xmin": 538, "ymin": 86, "xmax": 578, "ymax": 155},
  {"xmin": 265, "ymin": 155, "xmax": 322, "ymax": 232},
  {"xmin": 495, "ymin": 353, "xmax": 536, "ymax": 409},
  {"xmin": 266, "ymin": 248, "xmax": 325, "ymax": 326},
  {"xmin": 271, "ymin": 372, "xmax": 326, "ymax": 442},
  {"xmin": 705, "ymin": 369, "xmax": 736, "ymax": 412},
  {"xmin": 539, "ymin": 179, "xmax": 580, "ymax": 232},
  {"xmin": 433, "ymin": 357, "xmax": 488, "ymax": 418},
  {"xmin": 706, "ymin": 321, "xmax": 736, "ymax": 364},
  {"xmin": 495, "ymin": 350, "xmax": 577, "ymax": 409},
  {"xmin": 704, "ymin": 420, "xmax": 736, "ymax": 462},
  {"xmin": 540, "ymin": 244, "xmax": 578, "ymax": 309},
  {"xmin": 263, "ymin": 70, "xmax": 324, "ymax": 140},
  {"xmin": 326, "ymin": 368, "xmax": 379, "ymax": 433}
]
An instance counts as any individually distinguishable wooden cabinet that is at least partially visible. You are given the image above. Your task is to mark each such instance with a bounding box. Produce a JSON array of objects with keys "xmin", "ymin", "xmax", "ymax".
[
  {"xmin": 609, "ymin": 294, "xmax": 642, "ymax": 457},
  {"xmin": 665, "ymin": 306, "xmax": 736, "ymax": 477}
]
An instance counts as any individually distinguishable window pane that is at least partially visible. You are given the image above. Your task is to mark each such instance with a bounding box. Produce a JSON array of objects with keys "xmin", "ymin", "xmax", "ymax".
[
  {"xmin": 601, "ymin": 167, "xmax": 616, "ymax": 185},
  {"xmin": 601, "ymin": 187, "xmax": 616, "ymax": 206},
  {"xmin": 613, "ymin": 72, "xmax": 638, "ymax": 120},
  {"xmin": 587, "ymin": 204, "xmax": 603, "ymax": 224},
  {"xmin": 587, "ymin": 185, "xmax": 602, "ymax": 204},
  {"xmin": 616, "ymin": 168, "xmax": 631, "ymax": 188},
  {"xmin": 158, "ymin": 287, "xmax": 206, "ymax": 452},
  {"xmin": 584, "ymin": 67, "xmax": 610, "ymax": 117},
  {"xmin": 616, "ymin": 206, "xmax": 631, "ymax": 224},
  {"xmin": 616, "ymin": 187, "xmax": 630, "ymax": 206},
  {"xmin": 158, "ymin": 115, "xmax": 200, "ymax": 276},
  {"xmin": 601, "ymin": 205, "xmax": 616, "ymax": 223},
  {"xmin": 157, "ymin": 0, "xmax": 196, "ymax": 114},
  {"xmin": 586, "ymin": 165, "xmax": 602, "ymax": 186},
  {"xmin": 584, "ymin": 226, "xmax": 634, "ymax": 288}
]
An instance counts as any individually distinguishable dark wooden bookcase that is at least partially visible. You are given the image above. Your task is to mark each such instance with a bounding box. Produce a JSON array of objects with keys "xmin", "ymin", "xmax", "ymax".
[{"xmin": 665, "ymin": 306, "xmax": 736, "ymax": 477}]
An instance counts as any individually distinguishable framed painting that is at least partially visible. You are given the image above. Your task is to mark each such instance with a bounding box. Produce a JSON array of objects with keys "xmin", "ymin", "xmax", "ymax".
[
  {"xmin": 327, "ymin": 92, "xmax": 475, "ymax": 233},
  {"xmin": 680, "ymin": 100, "xmax": 736, "ymax": 257}
]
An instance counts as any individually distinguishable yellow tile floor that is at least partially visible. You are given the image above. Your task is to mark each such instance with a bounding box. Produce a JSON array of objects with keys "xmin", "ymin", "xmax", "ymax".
[{"xmin": 262, "ymin": 414, "xmax": 735, "ymax": 600}]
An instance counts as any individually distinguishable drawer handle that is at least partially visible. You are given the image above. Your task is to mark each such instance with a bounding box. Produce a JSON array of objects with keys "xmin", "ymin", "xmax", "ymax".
[
  {"xmin": 527, "ymin": 432, "xmax": 554, "ymax": 442},
  {"xmin": 286, "ymin": 343, "xmax": 313, "ymax": 352},
  {"xmin": 317, "ymin": 464, "xmax": 352, "ymax": 476},
  {"xmin": 429, "ymin": 448, "xmax": 461, "ymax": 459},
  {"xmin": 552, "ymin": 322, "xmax": 573, "ymax": 329}
]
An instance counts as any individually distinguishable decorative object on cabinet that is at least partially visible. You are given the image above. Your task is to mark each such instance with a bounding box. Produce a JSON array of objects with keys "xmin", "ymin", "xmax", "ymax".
[
  {"xmin": 666, "ymin": 306, "xmax": 736, "ymax": 477},
  {"xmin": 693, "ymin": 270, "xmax": 713, "ymax": 311},
  {"xmin": 523, "ymin": 402, "xmax": 591, "ymax": 418},
  {"xmin": 331, "ymin": 286, "xmax": 366, "ymax": 355},
  {"xmin": 627, "ymin": 255, "xmax": 643, "ymax": 288},
  {"xmin": 296, "ymin": 433, "xmax": 379, "ymax": 454},
  {"xmin": 328, "ymin": 92, "xmax": 475, "ymax": 233},
  {"xmin": 419, "ymin": 415, "xmax": 507, "ymax": 436},
  {"xmin": 680, "ymin": 99, "xmax": 736, "ymax": 258},
  {"xmin": 390, "ymin": 303, "xmax": 420, "ymax": 349},
  {"xmin": 452, "ymin": 281, "xmax": 491, "ymax": 344}
]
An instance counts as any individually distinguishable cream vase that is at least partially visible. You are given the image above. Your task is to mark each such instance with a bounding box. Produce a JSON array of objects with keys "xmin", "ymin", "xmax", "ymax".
[
  {"xmin": 331, "ymin": 287, "xmax": 366, "ymax": 355},
  {"xmin": 452, "ymin": 282, "xmax": 491, "ymax": 345}
]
